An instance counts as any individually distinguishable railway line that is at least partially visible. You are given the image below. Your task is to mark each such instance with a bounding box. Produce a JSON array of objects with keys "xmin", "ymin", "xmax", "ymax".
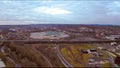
[{"xmin": 0, "ymin": 40, "xmax": 119, "ymax": 44}]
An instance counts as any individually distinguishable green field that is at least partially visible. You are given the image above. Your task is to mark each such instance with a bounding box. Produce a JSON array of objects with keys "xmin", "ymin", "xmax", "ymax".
[{"xmin": 60, "ymin": 44, "xmax": 111, "ymax": 67}]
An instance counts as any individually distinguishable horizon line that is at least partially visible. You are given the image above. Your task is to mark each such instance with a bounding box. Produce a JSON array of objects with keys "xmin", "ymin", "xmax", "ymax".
[{"xmin": 0, "ymin": 24, "xmax": 119, "ymax": 26}]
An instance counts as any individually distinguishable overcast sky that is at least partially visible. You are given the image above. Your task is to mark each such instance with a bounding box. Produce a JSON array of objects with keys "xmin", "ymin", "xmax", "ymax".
[{"xmin": 0, "ymin": 0, "xmax": 120, "ymax": 25}]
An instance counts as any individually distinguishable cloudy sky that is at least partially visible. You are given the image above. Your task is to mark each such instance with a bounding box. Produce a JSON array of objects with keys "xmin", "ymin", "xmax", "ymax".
[{"xmin": 0, "ymin": 0, "xmax": 120, "ymax": 25}]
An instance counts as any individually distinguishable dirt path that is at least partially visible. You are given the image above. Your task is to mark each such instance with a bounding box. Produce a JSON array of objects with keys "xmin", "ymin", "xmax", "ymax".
[{"xmin": 27, "ymin": 45, "xmax": 53, "ymax": 67}]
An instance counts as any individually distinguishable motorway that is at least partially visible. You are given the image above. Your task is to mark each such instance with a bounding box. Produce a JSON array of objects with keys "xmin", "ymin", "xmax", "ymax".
[
  {"xmin": 56, "ymin": 44, "xmax": 73, "ymax": 68},
  {"xmin": 0, "ymin": 40, "xmax": 120, "ymax": 67}
]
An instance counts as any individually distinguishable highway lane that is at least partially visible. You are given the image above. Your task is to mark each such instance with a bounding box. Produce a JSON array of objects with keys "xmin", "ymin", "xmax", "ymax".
[
  {"xmin": 56, "ymin": 44, "xmax": 73, "ymax": 68},
  {"xmin": 0, "ymin": 40, "xmax": 120, "ymax": 67}
]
